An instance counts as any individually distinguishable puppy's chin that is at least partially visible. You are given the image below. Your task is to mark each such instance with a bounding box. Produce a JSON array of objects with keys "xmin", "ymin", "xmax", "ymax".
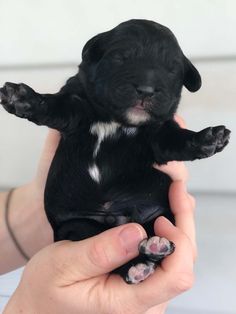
[{"xmin": 125, "ymin": 107, "xmax": 151, "ymax": 125}]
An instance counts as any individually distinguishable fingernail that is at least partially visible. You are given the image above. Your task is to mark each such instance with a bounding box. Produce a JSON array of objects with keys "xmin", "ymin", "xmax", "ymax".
[
  {"xmin": 156, "ymin": 216, "xmax": 173, "ymax": 226},
  {"xmin": 119, "ymin": 225, "xmax": 145, "ymax": 254}
]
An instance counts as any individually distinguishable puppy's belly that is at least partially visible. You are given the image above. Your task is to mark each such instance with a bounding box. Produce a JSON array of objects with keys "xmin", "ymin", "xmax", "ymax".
[
  {"xmin": 98, "ymin": 168, "xmax": 173, "ymax": 225},
  {"xmin": 45, "ymin": 166, "xmax": 172, "ymax": 229}
]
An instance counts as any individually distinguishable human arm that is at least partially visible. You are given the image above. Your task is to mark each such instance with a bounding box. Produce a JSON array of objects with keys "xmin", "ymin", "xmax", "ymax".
[
  {"xmin": 0, "ymin": 130, "xmax": 60, "ymax": 274},
  {"xmin": 0, "ymin": 184, "xmax": 52, "ymax": 273}
]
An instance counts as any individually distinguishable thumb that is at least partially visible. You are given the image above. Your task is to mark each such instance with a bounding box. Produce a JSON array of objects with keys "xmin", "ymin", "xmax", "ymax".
[{"xmin": 50, "ymin": 223, "xmax": 146, "ymax": 286}]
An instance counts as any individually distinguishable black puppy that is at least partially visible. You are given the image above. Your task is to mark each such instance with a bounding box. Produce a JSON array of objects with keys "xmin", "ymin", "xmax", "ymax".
[{"xmin": 0, "ymin": 19, "xmax": 230, "ymax": 284}]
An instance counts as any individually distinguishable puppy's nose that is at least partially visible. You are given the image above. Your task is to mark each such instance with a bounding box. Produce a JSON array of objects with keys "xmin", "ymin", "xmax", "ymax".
[{"xmin": 136, "ymin": 85, "xmax": 154, "ymax": 97}]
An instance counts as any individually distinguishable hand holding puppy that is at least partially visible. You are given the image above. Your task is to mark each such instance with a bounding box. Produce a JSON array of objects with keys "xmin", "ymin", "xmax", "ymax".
[{"xmin": 4, "ymin": 171, "xmax": 196, "ymax": 314}]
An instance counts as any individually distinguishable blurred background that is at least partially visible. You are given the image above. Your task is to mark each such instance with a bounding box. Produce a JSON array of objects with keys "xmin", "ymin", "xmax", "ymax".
[{"xmin": 0, "ymin": 1, "xmax": 235, "ymax": 313}]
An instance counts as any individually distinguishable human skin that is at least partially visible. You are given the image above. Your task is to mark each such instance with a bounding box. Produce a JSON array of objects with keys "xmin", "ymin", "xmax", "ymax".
[{"xmin": 0, "ymin": 131, "xmax": 58, "ymax": 273}]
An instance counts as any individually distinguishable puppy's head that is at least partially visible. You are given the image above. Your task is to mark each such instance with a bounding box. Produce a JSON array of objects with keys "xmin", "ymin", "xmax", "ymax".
[{"xmin": 80, "ymin": 19, "xmax": 201, "ymax": 126}]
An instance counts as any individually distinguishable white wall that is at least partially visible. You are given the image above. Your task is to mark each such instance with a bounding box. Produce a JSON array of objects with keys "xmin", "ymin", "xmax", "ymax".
[
  {"xmin": 0, "ymin": 0, "xmax": 235, "ymax": 192},
  {"xmin": 1, "ymin": 0, "xmax": 236, "ymax": 66}
]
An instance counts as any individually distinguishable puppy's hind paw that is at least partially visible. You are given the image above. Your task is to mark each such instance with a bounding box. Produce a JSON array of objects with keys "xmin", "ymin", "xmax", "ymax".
[
  {"xmin": 139, "ymin": 236, "xmax": 175, "ymax": 261},
  {"xmin": 126, "ymin": 261, "xmax": 156, "ymax": 284}
]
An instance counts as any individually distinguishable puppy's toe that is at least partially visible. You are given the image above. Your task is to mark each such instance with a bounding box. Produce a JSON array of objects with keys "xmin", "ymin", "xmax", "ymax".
[
  {"xmin": 214, "ymin": 126, "xmax": 231, "ymax": 152},
  {"xmin": 126, "ymin": 261, "xmax": 156, "ymax": 284},
  {"xmin": 139, "ymin": 236, "xmax": 175, "ymax": 261}
]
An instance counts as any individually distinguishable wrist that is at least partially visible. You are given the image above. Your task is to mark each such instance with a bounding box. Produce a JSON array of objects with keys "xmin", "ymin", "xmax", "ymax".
[
  {"xmin": 0, "ymin": 183, "xmax": 53, "ymax": 274},
  {"xmin": 11, "ymin": 183, "xmax": 53, "ymax": 256}
]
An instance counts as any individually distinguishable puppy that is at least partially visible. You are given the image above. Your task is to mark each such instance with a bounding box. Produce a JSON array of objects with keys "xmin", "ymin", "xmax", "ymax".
[{"xmin": 0, "ymin": 19, "xmax": 230, "ymax": 284}]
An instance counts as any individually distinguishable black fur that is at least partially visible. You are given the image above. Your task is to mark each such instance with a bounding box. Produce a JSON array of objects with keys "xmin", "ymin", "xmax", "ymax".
[{"xmin": 0, "ymin": 19, "xmax": 230, "ymax": 281}]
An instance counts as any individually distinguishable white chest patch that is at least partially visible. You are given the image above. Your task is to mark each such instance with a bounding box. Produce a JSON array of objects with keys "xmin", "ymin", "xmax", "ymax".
[
  {"xmin": 88, "ymin": 121, "xmax": 120, "ymax": 183},
  {"xmin": 88, "ymin": 121, "xmax": 138, "ymax": 183},
  {"xmin": 88, "ymin": 164, "xmax": 101, "ymax": 183},
  {"xmin": 90, "ymin": 121, "xmax": 120, "ymax": 157},
  {"xmin": 126, "ymin": 109, "xmax": 150, "ymax": 125}
]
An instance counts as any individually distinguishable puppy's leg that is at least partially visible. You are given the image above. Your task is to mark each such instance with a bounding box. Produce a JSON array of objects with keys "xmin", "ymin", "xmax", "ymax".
[
  {"xmin": 151, "ymin": 120, "xmax": 231, "ymax": 163},
  {"xmin": 138, "ymin": 236, "xmax": 175, "ymax": 262},
  {"xmin": 123, "ymin": 236, "xmax": 175, "ymax": 284},
  {"xmin": 125, "ymin": 261, "xmax": 157, "ymax": 284},
  {"xmin": 0, "ymin": 82, "xmax": 81, "ymax": 132},
  {"xmin": 113, "ymin": 236, "xmax": 174, "ymax": 284}
]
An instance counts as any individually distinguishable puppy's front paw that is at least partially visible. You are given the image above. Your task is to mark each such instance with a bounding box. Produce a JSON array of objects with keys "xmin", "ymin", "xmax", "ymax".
[
  {"xmin": 192, "ymin": 126, "xmax": 230, "ymax": 158},
  {"xmin": 0, "ymin": 82, "xmax": 43, "ymax": 118},
  {"xmin": 139, "ymin": 236, "xmax": 175, "ymax": 261}
]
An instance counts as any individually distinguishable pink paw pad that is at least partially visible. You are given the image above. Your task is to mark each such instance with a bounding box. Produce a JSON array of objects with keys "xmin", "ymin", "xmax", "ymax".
[
  {"xmin": 126, "ymin": 262, "xmax": 156, "ymax": 284},
  {"xmin": 139, "ymin": 236, "xmax": 175, "ymax": 261}
]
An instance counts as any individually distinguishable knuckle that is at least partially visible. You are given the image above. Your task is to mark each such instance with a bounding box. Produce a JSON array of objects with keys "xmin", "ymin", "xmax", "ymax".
[
  {"xmin": 174, "ymin": 231, "xmax": 187, "ymax": 245},
  {"xmin": 174, "ymin": 272, "xmax": 195, "ymax": 294}
]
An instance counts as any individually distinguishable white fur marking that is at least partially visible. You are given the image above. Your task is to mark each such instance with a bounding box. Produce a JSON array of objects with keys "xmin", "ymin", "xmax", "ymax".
[
  {"xmin": 90, "ymin": 121, "xmax": 120, "ymax": 157},
  {"xmin": 126, "ymin": 109, "xmax": 150, "ymax": 125},
  {"xmin": 88, "ymin": 164, "xmax": 101, "ymax": 183}
]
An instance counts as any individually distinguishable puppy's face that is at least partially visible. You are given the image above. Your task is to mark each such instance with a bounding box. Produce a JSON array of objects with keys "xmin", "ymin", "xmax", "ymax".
[{"xmin": 80, "ymin": 20, "xmax": 201, "ymax": 126}]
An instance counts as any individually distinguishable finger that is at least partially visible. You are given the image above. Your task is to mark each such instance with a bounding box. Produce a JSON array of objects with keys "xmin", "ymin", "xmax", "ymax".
[
  {"xmin": 174, "ymin": 114, "xmax": 186, "ymax": 128},
  {"xmin": 153, "ymin": 115, "xmax": 188, "ymax": 181},
  {"xmin": 144, "ymin": 303, "xmax": 168, "ymax": 314},
  {"xmin": 154, "ymin": 161, "xmax": 189, "ymax": 182},
  {"xmin": 48, "ymin": 223, "xmax": 146, "ymax": 286},
  {"xmin": 128, "ymin": 182, "xmax": 196, "ymax": 308},
  {"xmin": 154, "ymin": 217, "xmax": 194, "ymax": 270},
  {"xmin": 169, "ymin": 181, "xmax": 196, "ymax": 257}
]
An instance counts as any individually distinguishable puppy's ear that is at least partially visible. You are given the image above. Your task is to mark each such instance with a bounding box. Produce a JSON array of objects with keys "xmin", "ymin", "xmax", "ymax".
[
  {"xmin": 183, "ymin": 56, "xmax": 202, "ymax": 92},
  {"xmin": 82, "ymin": 31, "xmax": 109, "ymax": 64}
]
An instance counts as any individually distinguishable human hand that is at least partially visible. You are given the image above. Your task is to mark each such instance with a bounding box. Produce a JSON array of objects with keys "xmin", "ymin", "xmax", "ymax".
[
  {"xmin": 0, "ymin": 130, "xmax": 60, "ymax": 273},
  {"xmin": 4, "ymin": 180, "xmax": 196, "ymax": 314},
  {"xmin": 26, "ymin": 129, "xmax": 61, "ymax": 250},
  {"xmin": 147, "ymin": 115, "xmax": 196, "ymax": 314}
]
